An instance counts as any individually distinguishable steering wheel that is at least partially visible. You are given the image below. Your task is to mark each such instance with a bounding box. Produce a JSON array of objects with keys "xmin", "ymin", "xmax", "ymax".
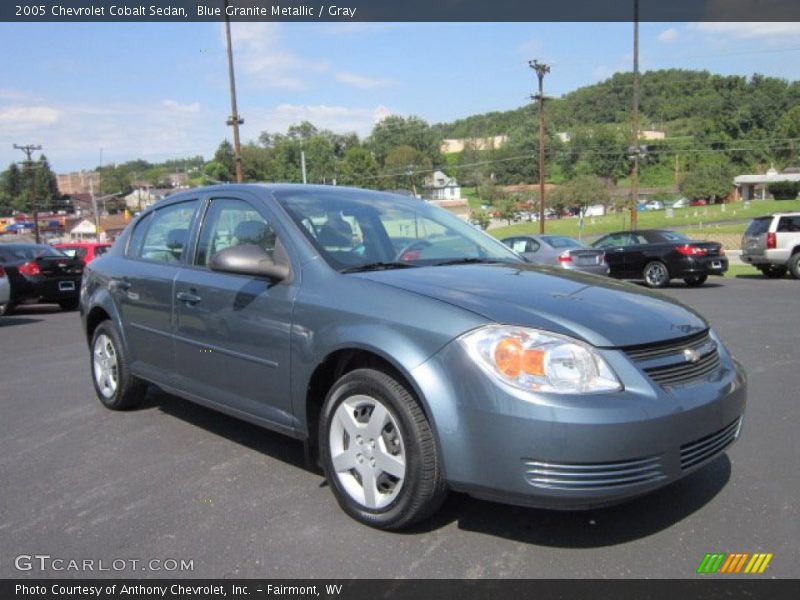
[{"xmin": 395, "ymin": 240, "xmax": 432, "ymax": 262}]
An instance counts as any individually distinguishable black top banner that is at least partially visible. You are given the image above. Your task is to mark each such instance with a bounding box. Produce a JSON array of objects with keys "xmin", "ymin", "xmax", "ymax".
[{"xmin": 4, "ymin": 0, "xmax": 800, "ymax": 22}]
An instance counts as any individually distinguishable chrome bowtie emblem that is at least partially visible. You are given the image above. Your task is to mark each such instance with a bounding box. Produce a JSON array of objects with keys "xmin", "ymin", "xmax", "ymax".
[{"xmin": 683, "ymin": 348, "xmax": 701, "ymax": 363}]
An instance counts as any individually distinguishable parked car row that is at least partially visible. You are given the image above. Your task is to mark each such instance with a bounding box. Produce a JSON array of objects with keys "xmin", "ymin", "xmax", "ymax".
[{"xmin": 501, "ymin": 228, "xmax": 727, "ymax": 288}]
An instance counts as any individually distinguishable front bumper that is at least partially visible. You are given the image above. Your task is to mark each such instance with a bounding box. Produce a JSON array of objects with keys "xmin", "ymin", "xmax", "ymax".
[{"xmin": 411, "ymin": 338, "xmax": 747, "ymax": 509}]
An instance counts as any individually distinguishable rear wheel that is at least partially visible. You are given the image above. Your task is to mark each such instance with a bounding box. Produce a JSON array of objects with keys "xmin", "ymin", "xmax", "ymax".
[
  {"xmin": 789, "ymin": 253, "xmax": 800, "ymax": 280},
  {"xmin": 319, "ymin": 368, "xmax": 447, "ymax": 530},
  {"xmin": 59, "ymin": 298, "xmax": 80, "ymax": 311},
  {"xmin": 683, "ymin": 274, "xmax": 708, "ymax": 287},
  {"xmin": 643, "ymin": 261, "xmax": 670, "ymax": 288},
  {"xmin": 91, "ymin": 321, "xmax": 146, "ymax": 410},
  {"xmin": 759, "ymin": 265, "xmax": 787, "ymax": 279}
]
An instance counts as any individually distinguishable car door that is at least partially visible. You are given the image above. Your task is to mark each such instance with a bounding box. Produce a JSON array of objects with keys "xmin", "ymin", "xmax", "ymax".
[
  {"xmin": 113, "ymin": 199, "xmax": 201, "ymax": 384},
  {"xmin": 621, "ymin": 233, "xmax": 652, "ymax": 276},
  {"xmin": 172, "ymin": 194, "xmax": 297, "ymax": 432},
  {"xmin": 593, "ymin": 233, "xmax": 630, "ymax": 276}
]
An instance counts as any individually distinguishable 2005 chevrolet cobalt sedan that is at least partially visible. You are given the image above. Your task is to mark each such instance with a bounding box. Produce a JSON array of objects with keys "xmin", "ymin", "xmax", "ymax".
[{"xmin": 81, "ymin": 184, "xmax": 746, "ymax": 529}]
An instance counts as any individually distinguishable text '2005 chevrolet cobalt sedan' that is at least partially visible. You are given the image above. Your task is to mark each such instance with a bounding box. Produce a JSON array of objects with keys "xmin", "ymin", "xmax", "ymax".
[{"xmin": 81, "ymin": 184, "xmax": 746, "ymax": 529}]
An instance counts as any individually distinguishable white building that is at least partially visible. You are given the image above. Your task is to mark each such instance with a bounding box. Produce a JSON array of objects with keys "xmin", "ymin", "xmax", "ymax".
[
  {"xmin": 734, "ymin": 167, "xmax": 800, "ymax": 201},
  {"xmin": 424, "ymin": 171, "xmax": 462, "ymax": 201}
]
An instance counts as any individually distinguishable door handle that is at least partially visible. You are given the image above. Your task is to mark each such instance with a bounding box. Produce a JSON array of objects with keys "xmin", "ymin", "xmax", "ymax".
[
  {"xmin": 114, "ymin": 278, "xmax": 132, "ymax": 291},
  {"xmin": 176, "ymin": 291, "xmax": 202, "ymax": 304}
]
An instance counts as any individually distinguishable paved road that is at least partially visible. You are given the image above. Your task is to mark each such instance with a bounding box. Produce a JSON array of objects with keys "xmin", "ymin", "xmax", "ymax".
[{"xmin": 1, "ymin": 275, "xmax": 798, "ymax": 579}]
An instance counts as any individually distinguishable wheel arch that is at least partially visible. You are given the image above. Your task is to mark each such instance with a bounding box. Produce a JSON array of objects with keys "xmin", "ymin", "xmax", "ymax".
[{"xmin": 302, "ymin": 345, "xmax": 437, "ymax": 467}]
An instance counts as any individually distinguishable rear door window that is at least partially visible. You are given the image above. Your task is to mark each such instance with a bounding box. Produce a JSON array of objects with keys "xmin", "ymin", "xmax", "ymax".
[
  {"xmin": 777, "ymin": 216, "xmax": 800, "ymax": 232},
  {"xmin": 129, "ymin": 200, "xmax": 200, "ymax": 263}
]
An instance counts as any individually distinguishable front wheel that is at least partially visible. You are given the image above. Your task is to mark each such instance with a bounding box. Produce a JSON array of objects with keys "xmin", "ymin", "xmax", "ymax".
[
  {"xmin": 319, "ymin": 368, "xmax": 447, "ymax": 530},
  {"xmin": 683, "ymin": 274, "xmax": 708, "ymax": 287},
  {"xmin": 90, "ymin": 321, "xmax": 147, "ymax": 410},
  {"xmin": 643, "ymin": 261, "xmax": 670, "ymax": 288}
]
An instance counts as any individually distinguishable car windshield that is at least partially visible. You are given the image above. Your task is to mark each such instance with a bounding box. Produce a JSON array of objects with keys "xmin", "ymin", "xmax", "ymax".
[
  {"xmin": 274, "ymin": 189, "xmax": 522, "ymax": 271},
  {"xmin": 541, "ymin": 236, "xmax": 583, "ymax": 249}
]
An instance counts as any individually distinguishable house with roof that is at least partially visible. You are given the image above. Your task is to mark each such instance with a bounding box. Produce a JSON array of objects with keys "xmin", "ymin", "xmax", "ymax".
[
  {"xmin": 424, "ymin": 171, "xmax": 462, "ymax": 201},
  {"xmin": 733, "ymin": 167, "xmax": 800, "ymax": 201}
]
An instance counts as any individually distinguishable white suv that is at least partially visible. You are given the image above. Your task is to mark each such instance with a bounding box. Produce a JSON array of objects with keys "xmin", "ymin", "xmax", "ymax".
[{"xmin": 741, "ymin": 212, "xmax": 800, "ymax": 278}]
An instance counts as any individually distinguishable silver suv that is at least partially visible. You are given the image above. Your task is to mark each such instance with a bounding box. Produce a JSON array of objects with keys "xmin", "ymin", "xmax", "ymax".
[{"xmin": 741, "ymin": 212, "xmax": 800, "ymax": 278}]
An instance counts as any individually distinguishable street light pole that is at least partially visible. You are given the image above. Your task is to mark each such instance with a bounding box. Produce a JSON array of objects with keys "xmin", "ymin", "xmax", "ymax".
[
  {"xmin": 13, "ymin": 143, "xmax": 42, "ymax": 244},
  {"xmin": 224, "ymin": 0, "xmax": 244, "ymax": 183},
  {"xmin": 530, "ymin": 60, "xmax": 550, "ymax": 234}
]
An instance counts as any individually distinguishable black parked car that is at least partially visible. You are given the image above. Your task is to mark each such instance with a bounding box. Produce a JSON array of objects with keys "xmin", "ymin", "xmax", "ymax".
[
  {"xmin": 591, "ymin": 229, "xmax": 727, "ymax": 288},
  {"xmin": 0, "ymin": 244, "xmax": 83, "ymax": 313}
]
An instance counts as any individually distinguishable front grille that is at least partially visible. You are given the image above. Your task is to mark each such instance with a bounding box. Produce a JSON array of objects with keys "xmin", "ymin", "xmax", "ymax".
[
  {"xmin": 644, "ymin": 349, "xmax": 721, "ymax": 386},
  {"xmin": 522, "ymin": 456, "xmax": 665, "ymax": 491},
  {"xmin": 622, "ymin": 330, "xmax": 722, "ymax": 387},
  {"xmin": 680, "ymin": 418, "xmax": 742, "ymax": 470},
  {"xmin": 623, "ymin": 330, "xmax": 710, "ymax": 361}
]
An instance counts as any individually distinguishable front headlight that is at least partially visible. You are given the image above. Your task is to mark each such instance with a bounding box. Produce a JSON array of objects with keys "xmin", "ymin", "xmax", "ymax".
[{"xmin": 459, "ymin": 325, "xmax": 622, "ymax": 395}]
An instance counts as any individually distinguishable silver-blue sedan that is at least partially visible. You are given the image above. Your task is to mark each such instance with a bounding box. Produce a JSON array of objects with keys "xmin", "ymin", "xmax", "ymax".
[{"xmin": 80, "ymin": 185, "xmax": 746, "ymax": 529}]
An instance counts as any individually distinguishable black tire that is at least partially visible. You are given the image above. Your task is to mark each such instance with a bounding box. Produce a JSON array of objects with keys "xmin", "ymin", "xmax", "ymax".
[
  {"xmin": 789, "ymin": 253, "xmax": 800, "ymax": 280},
  {"xmin": 319, "ymin": 368, "xmax": 447, "ymax": 530},
  {"xmin": 90, "ymin": 321, "xmax": 146, "ymax": 410},
  {"xmin": 683, "ymin": 274, "xmax": 708, "ymax": 287},
  {"xmin": 643, "ymin": 261, "xmax": 670, "ymax": 288},
  {"xmin": 759, "ymin": 265, "xmax": 787, "ymax": 279},
  {"xmin": 59, "ymin": 298, "xmax": 80, "ymax": 311}
]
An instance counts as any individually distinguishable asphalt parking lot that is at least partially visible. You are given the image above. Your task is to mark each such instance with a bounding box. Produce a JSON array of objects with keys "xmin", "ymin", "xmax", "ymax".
[{"xmin": 1, "ymin": 274, "xmax": 798, "ymax": 579}]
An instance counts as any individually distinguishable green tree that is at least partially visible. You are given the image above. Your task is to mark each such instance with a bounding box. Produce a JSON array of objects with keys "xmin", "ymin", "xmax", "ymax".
[
  {"xmin": 767, "ymin": 181, "xmax": 800, "ymax": 200},
  {"xmin": 494, "ymin": 194, "xmax": 520, "ymax": 226},
  {"xmin": 679, "ymin": 154, "xmax": 734, "ymax": 201},
  {"xmin": 338, "ymin": 146, "xmax": 378, "ymax": 187},
  {"xmin": 0, "ymin": 163, "xmax": 22, "ymax": 215},
  {"xmin": 368, "ymin": 116, "xmax": 442, "ymax": 167},
  {"xmin": 383, "ymin": 145, "xmax": 431, "ymax": 194},
  {"xmin": 212, "ymin": 140, "xmax": 236, "ymax": 182}
]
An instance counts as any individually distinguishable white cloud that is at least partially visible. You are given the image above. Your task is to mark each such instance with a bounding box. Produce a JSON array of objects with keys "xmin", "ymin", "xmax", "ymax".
[
  {"xmin": 0, "ymin": 105, "xmax": 61, "ymax": 132},
  {"xmin": 334, "ymin": 71, "xmax": 393, "ymax": 89},
  {"xmin": 248, "ymin": 104, "xmax": 383, "ymax": 138},
  {"xmin": 223, "ymin": 22, "xmax": 396, "ymax": 91},
  {"xmin": 223, "ymin": 22, "xmax": 328, "ymax": 90},
  {"xmin": 690, "ymin": 22, "xmax": 800, "ymax": 40},
  {"xmin": 163, "ymin": 99, "xmax": 201, "ymax": 114},
  {"xmin": 657, "ymin": 28, "xmax": 679, "ymax": 43},
  {"xmin": 0, "ymin": 97, "xmax": 215, "ymax": 172}
]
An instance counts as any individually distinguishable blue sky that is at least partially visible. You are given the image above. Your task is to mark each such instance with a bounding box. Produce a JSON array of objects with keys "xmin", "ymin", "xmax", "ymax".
[{"xmin": 2, "ymin": 21, "xmax": 800, "ymax": 173}]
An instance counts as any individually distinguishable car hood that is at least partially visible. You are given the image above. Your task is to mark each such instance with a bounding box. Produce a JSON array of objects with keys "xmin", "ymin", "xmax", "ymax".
[{"xmin": 353, "ymin": 263, "xmax": 707, "ymax": 348}]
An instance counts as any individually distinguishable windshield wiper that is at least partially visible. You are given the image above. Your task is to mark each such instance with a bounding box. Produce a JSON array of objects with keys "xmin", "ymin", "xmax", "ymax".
[
  {"xmin": 340, "ymin": 261, "xmax": 419, "ymax": 273},
  {"xmin": 433, "ymin": 257, "xmax": 501, "ymax": 267}
]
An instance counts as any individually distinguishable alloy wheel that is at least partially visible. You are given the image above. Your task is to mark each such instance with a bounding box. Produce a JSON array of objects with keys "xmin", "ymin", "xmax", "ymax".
[
  {"xmin": 644, "ymin": 262, "xmax": 669, "ymax": 287},
  {"xmin": 328, "ymin": 394, "xmax": 406, "ymax": 510},
  {"xmin": 93, "ymin": 334, "xmax": 118, "ymax": 399}
]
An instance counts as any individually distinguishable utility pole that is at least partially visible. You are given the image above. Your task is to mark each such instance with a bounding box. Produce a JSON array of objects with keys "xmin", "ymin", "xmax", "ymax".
[
  {"xmin": 630, "ymin": 0, "xmax": 640, "ymax": 230},
  {"xmin": 300, "ymin": 150, "xmax": 307, "ymax": 184},
  {"xmin": 529, "ymin": 60, "xmax": 550, "ymax": 234},
  {"xmin": 224, "ymin": 0, "xmax": 244, "ymax": 183},
  {"xmin": 13, "ymin": 144, "xmax": 43, "ymax": 244}
]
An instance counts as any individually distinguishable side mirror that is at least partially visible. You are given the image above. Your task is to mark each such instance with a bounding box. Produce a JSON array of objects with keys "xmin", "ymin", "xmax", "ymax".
[{"xmin": 209, "ymin": 244, "xmax": 290, "ymax": 281}]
